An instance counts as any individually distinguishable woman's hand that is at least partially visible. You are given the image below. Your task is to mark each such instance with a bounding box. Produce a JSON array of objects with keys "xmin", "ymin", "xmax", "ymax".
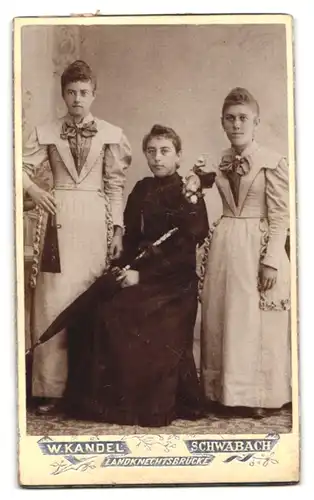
[
  {"xmin": 110, "ymin": 226, "xmax": 123, "ymax": 260},
  {"xmin": 259, "ymin": 264, "xmax": 278, "ymax": 291},
  {"xmin": 27, "ymin": 184, "xmax": 57, "ymax": 215},
  {"xmin": 120, "ymin": 270, "xmax": 139, "ymax": 288},
  {"xmin": 110, "ymin": 235, "xmax": 123, "ymax": 260}
]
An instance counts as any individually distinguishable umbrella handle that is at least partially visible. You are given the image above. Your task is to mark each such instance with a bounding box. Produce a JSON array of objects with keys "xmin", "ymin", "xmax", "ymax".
[{"xmin": 120, "ymin": 227, "xmax": 179, "ymax": 273}]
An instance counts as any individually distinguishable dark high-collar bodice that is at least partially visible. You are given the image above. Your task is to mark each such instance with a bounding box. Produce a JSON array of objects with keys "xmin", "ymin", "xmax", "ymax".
[{"xmin": 120, "ymin": 172, "xmax": 209, "ymax": 281}]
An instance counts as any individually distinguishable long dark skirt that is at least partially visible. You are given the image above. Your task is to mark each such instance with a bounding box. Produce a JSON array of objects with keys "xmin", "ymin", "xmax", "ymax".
[{"xmin": 65, "ymin": 275, "xmax": 204, "ymax": 427}]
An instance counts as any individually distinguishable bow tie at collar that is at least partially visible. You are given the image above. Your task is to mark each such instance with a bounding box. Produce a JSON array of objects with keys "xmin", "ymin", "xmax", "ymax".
[
  {"xmin": 60, "ymin": 119, "xmax": 98, "ymax": 140},
  {"xmin": 219, "ymin": 154, "xmax": 251, "ymax": 176}
]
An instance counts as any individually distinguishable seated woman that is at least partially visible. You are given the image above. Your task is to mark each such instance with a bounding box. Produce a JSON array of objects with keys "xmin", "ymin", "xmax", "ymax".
[{"xmin": 65, "ymin": 124, "xmax": 209, "ymax": 427}]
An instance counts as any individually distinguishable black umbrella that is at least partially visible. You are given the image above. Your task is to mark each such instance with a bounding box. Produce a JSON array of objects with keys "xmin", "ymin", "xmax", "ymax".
[{"xmin": 25, "ymin": 227, "xmax": 179, "ymax": 356}]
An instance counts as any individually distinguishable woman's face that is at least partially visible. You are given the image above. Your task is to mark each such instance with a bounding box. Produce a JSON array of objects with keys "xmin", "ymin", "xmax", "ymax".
[
  {"xmin": 222, "ymin": 103, "xmax": 259, "ymax": 152},
  {"xmin": 145, "ymin": 136, "xmax": 181, "ymax": 178},
  {"xmin": 63, "ymin": 80, "xmax": 95, "ymax": 120}
]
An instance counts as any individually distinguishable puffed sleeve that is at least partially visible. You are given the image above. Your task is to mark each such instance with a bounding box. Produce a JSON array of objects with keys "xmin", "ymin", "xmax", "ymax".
[
  {"xmin": 103, "ymin": 132, "xmax": 132, "ymax": 228},
  {"xmin": 23, "ymin": 127, "xmax": 49, "ymax": 191},
  {"xmin": 262, "ymin": 157, "xmax": 290, "ymax": 270}
]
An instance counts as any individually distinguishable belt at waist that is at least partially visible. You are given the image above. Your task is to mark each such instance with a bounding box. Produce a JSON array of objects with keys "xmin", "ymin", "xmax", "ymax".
[
  {"xmin": 222, "ymin": 215, "xmax": 267, "ymax": 220},
  {"xmin": 54, "ymin": 184, "xmax": 104, "ymax": 193}
]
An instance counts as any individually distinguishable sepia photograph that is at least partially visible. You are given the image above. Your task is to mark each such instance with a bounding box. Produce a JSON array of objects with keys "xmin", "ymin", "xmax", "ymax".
[{"xmin": 14, "ymin": 14, "xmax": 298, "ymax": 486}]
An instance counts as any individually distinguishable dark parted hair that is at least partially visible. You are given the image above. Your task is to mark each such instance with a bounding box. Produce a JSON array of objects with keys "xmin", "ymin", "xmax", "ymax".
[
  {"xmin": 142, "ymin": 124, "xmax": 182, "ymax": 154},
  {"xmin": 222, "ymin": 87, "xmax": 260, "ymax": 117},
  {"xmin": 61, "ymin": 60, "xmax": 97, "ymax": 95}
]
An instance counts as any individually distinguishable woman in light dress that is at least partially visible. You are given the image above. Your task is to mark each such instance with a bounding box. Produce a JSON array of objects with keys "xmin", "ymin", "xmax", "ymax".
[
  {"xmin": 23, "ymin": 60, "xmax": 131, "ymax": 414},
  {"xmin": 185, "ymin": 87, "xmax": 291, "ymax": 418}
]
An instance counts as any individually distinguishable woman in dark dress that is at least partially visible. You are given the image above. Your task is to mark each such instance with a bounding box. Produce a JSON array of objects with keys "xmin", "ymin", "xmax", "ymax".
[{"xmin": 65, "ymin": 124, "xmax": 209, "ymax": 427}]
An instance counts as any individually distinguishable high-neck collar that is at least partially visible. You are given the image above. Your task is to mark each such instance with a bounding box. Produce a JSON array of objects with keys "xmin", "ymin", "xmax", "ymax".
[
  {"xmin": 230, "ymin": 140, "xmax": 258, "ymax": 158},
  {"xmin": 64, "ymin": 112, "xmax": 94, "ymax": 126},
  {"xmin": 153, "ymin": 171, "xmax": 181, "ymax": 186}
]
